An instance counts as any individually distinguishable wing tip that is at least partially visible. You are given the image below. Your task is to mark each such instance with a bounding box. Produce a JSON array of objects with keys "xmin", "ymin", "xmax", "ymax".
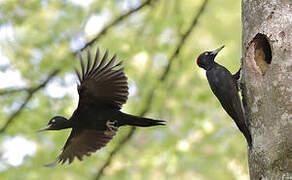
[{"xmin": 43, "ymin": 160, "xmax": 58, "ymax": 167}]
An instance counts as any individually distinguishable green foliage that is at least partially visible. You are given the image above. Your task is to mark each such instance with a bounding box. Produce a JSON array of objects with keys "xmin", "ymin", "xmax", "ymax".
[{"xmin": 0, "ymin": 0, "xmax": 248, "ymax": 179}]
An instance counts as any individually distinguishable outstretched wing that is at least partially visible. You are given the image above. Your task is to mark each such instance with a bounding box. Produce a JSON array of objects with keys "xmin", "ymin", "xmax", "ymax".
[
  {"xmin": 74, "ymin": 48, "xmax": 129, "ymax": 109},
  {"xmin": 44, "ymin": 129, "xmax": 116, "ymax": 166}
]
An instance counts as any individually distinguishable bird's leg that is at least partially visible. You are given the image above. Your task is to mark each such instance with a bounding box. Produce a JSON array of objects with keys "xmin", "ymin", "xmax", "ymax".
[
  {"xmin": 105, "ymin": 120, "xmax": 118, "ymax": 136},
  {"xmin": 232, "ymin": 68, "xmax": 241, "ymax": 91}
]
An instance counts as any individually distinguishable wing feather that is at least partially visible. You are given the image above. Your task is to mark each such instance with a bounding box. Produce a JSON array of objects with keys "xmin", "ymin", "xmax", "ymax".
[
  {"xmin": 102, "ymin": 54, "xmax": 117, "ymax": 71},
  {"xmin": 74, "ymin": 67, "xmax": 82, "ymax": 83},
  {"xmin": 85, "ymin": 49, "xmax": 92, "ymax": 77},
  {"xmin": 88, "ymin": 48, "xmax": 100, "ymax": 77},
  {"xmin": 75, "ymin": 48, "xmax": 129, "ymax": 109},
  {"xmin": 96, "ymin": 49, "xmax": 108, "ymax": 71},
  {"xmin": 79, "ymin": 54, "xmax": 86, "ymax": 80},
  {"xmin": 45, "ymin": 129, "xmax": 116, "ymax": 165}
]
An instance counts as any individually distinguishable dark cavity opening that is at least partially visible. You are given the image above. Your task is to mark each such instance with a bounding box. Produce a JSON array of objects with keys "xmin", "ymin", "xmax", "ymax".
[{"xmin": 252, "ymin": 33, "xmax": 272, "ymax": 74}]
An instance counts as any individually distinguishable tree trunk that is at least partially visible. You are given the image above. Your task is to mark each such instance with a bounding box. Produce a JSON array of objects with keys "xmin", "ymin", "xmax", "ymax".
[{"xmin": 241, "ymin": 0, "xmax": 292, "ymax": 179}]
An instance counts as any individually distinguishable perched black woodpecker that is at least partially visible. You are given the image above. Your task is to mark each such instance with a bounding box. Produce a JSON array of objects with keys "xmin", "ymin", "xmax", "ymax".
[{"xmin": 196, "ymin": 45, "xmax": 252, "ymax": 147}]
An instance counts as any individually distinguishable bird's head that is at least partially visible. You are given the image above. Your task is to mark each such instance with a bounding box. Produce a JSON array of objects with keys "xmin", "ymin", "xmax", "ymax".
[
  {"xmin": 196, "ymin": 45, "xmax": 225, "ymax": 70},
  {"xmin": 38, "ymin": 116, "xmax": 71, "ymax": 132}
]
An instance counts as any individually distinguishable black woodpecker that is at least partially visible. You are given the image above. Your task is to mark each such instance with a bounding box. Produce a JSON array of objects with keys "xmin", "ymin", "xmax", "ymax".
[
  {"xmin": 196, "ymin": 45, "xmax": 252, "ymax": 147},
  {"xmin": 38, "ymin": 48, "xmax": 165, "ymax": 166}
]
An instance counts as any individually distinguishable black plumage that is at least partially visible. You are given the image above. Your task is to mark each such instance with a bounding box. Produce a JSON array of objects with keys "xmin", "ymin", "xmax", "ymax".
[
  {"xmin": 196, "ymin": 45, "xmax": 252, "ymax": 147},
  {"xmin": 38, "ymin": 48, "xmax": 165, "ymax": 166}
]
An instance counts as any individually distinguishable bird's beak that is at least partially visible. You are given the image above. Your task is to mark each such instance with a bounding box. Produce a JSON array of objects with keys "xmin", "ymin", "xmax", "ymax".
[
  {"xmin": 37, "ymin": 124, "xmax": 52, "ymax": 132},
  {"xmin": 210, "ymin": 45, "xmax": 225, "ymax": 56}
]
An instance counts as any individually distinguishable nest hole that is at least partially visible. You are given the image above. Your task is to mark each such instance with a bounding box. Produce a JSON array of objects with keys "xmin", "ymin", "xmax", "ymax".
[{"xmin": 252, "ymin": 33, "xmax": 272, "ymax": 74}]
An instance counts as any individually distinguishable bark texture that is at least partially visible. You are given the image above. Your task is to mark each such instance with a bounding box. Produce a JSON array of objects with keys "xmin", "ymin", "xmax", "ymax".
[{"xmin": 241, "ymin": 0, "xmax": 292, "ymax": 179}]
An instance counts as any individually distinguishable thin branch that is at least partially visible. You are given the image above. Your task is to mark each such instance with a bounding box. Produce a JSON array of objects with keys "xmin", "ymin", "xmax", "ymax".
[
  {"xmin": 95, "ymin": 90, "xmax": 154, "ymax": 179},
  {"xmin": 94, "ymin": 1, "xmax": 209, "ymax": 179},
  {"xmin": 95, "ymin": 127, "xmax": 136, "ymax": 180},
  {"xmin": 0, "ymin": 69, "xmax": 60, "ymax": 134},
  {"xmin": 160, "ymin": 0, "xmax": 209, "ymax": 81},
  {"xmin": 77, "ymin": 0, "xmax": 153, "ymax": 53},
  {"xmin": 0, "ymin": 87, "xmax": 31, "ymax": 95}
]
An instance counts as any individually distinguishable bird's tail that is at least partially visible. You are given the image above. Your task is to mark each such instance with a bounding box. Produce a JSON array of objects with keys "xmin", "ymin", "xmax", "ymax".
[
  {"xmin": 118, "ymin": 112, "xmax": 165, "ymax": 127},
  {"xmin": 241, "ymin": 125, "xmax": 253, "ymax": 148}
]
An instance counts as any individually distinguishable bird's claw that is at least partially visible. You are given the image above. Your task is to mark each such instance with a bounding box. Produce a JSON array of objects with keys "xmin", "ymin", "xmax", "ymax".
[{"xmin": 105, "ymin": 120, "xmax": 118, "ymax": 135}]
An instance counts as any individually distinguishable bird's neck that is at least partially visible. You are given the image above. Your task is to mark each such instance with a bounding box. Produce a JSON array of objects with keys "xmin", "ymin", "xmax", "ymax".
[
  {"xmin": 60, "ymin": 118, "xmax": 73, "ymax": 130},
  {"xmin": 206, "ymin": 61, "xmax": 218, "ymax": 71},
  {"xmin": 63, "ymin": 121, "xmax": 73, "ymax": 129}
]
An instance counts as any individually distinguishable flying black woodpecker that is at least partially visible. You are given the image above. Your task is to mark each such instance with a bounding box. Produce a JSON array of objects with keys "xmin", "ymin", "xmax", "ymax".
[
  {"xmin": 196, "ymin": 45, "xmax": 252, "ymax": 147},
  {"xmin": 38, "ymin": 48, "xmax": 165, "ymax": 166}
]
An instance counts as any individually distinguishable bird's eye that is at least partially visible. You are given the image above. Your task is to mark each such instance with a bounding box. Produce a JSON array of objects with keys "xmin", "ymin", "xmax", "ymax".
[
  {"xmin": 204, "ymin": 52, "xmax": 209, "ymax": 56},
  {"xmin": 51, "ymin": 119, "xmax": 56, "ymax": 123}
]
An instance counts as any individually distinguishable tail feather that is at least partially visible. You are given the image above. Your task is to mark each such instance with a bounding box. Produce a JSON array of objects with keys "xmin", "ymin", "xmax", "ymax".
[
  {"xmin": 119, "ymin": 112, "xmax": 165, "ymax": 127},
  {"xmin": 239, "ymin": 125, "xmax": 252, "ymax": 147}
]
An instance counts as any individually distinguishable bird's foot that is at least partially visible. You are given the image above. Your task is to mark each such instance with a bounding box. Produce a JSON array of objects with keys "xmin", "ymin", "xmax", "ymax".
[{"xmin": 105, "ymin": 120, "xmax": 118, "ymax": 136}]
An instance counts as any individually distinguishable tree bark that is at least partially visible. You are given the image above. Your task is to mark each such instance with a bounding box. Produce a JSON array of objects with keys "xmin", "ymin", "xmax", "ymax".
[{"xmin": 241, "ymin": 0, "xmax": 292, "ymax": 179}]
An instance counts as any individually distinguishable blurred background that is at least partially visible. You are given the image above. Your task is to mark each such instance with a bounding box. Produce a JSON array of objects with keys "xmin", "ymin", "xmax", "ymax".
[{"xmin": 0, "ymin": 0, "xmax": 248, "ymax": 179}]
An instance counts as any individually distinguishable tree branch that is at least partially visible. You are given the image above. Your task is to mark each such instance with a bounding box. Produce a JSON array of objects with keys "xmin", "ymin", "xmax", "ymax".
[
  {"xmin": 160, "ymin": 0, "xmax": 209, "ymax": 81},
  {"xmin": 94, "ymin": 1, "xmax": 209, "ymax": 179},
  {"xmin": 0, "ymin": 87, "xmax": 31, "ymax": 95},
  {"xmin": 0, "ymin": 69, "xmax": 60, "ymax": 134},
  {"xmin": 95, "ymin": 90, "xmax": 154, "ymax": 180},
  {"xmin": 77, "ymin": 0, "xmax": 153, "ymax": 53}
]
